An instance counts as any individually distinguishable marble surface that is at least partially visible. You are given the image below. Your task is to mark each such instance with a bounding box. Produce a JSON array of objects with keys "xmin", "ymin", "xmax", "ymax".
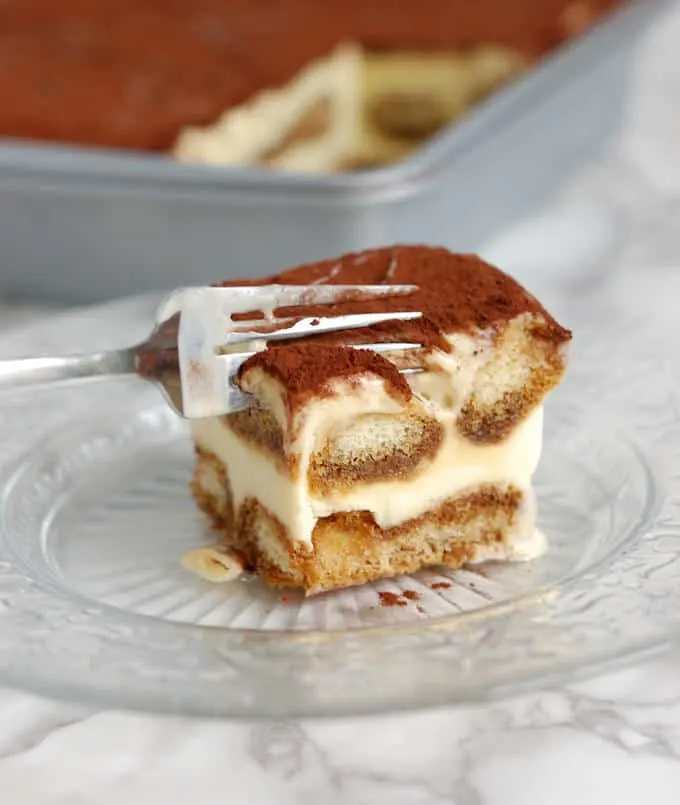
[
  {"xmin": 1, "ymin": 2, "xmax": 680, "ymax": 802},
  {"xmin": 1, "ymin": 649, "xmax": 680, "ymax": 805}
]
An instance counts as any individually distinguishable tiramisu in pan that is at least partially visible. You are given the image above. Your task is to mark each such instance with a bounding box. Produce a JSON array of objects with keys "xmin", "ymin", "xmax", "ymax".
[{"xmin": 0, "ymin": 0, "xmax": 623, "ymax": 171}]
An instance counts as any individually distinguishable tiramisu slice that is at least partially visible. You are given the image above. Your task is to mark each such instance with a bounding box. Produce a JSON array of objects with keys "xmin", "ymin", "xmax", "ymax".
[{"xmin": 190, "ymin": 245, "xmax": 571, "ymax": 593}]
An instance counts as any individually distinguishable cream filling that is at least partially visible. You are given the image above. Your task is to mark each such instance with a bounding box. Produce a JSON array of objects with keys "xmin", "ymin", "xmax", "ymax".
[
  {"xmin": 173, "ymin": 44, "xmax": 361, "ymax": 171},
  {"xmin": 470, "ymin": 527, "xmax": 547, "ymax": 564},
  {"xmin": 197, "ymin": 372, "xmax": 408, "ymax": 544},
  {"xmin": 192, "ymin": 323, "xmax": 546, "ymax": 552},
  {"xmin": 312, "ymin": 407, "xmax": 542, "ymax": 525},
  {"xmin": 411, "ymin": 330, "xmax": 494, "ymax": 410},
  {"xmin": 173, "ymin": 44, "xmax": 524, "ymax": 173},
  {"xmin": 191, "ymin": 401, "xmax": 543, "ymax": 550}
]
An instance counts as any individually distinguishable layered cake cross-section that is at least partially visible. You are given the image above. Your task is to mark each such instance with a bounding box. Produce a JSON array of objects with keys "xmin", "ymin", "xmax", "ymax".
[{"xmin": 189, "ymin": 245, "xmax": 571, "ymax": 593}]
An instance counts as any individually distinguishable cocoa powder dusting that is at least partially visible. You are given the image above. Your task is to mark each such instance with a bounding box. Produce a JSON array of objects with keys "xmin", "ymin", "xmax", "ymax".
[
  {"xmin": 236, "ymin": 245, "xmax": 571, "ymax": 398},
  {"xmin": 0, "ymin": 1, "xmax": 621, "ymax": 151},
  {"xmin": 239, "ymin": 343, "xmax": 412, "ymax": 409},
  {"xmin": 431, "ymin": 581, "xmax": 452, "ymax": 590},
  {"xmin": 402, "ymin": 590, "xmax": 420, "ymax": 600},
  {"xmin": 378, "ymin": 591, "xmax": 408, "ymax": 607}
]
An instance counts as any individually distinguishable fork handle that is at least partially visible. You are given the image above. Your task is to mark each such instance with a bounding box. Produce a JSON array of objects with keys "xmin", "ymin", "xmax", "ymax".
[{"xmin": 0, "ymin": 349, "xmax": 136, "ymax": 392}]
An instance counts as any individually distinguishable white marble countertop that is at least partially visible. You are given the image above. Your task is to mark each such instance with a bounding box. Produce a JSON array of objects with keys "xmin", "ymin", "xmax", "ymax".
[
  {"xmin": 2, "ymin": 3, "xmax": 680, "ymax": 802},
  {"xmin": 1, "ymin": 648, "xmax": 680, "ymax": 805}
]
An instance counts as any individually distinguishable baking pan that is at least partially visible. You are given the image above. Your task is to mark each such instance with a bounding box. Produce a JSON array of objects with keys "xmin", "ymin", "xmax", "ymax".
[{"xmin": 0, "ymin": 0, "xmax": 665, "ymax": 303}]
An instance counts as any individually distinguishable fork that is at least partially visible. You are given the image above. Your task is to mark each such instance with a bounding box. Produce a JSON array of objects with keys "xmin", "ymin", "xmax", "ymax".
[{"xmin": 0, "ymin": 284, "xmax": 422, "ymax": 419}]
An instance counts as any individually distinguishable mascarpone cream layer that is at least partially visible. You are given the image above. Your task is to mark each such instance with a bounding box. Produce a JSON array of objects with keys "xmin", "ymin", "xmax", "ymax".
[
  {"xmin": 192, "ymin": 327, "xmax": 547, "ymax": 551},
  {"xmin": 191, "ymin": 372, "xmax": 543, "ymax": 550}
]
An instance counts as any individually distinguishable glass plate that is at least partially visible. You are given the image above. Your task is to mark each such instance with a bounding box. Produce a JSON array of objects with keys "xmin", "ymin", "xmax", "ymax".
[{"xmin": 0, "ymin": 283, "xmax": 677, "ymax": 718}]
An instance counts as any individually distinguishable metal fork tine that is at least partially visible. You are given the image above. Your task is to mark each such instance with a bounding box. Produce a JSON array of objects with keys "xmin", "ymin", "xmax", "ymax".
[
  {"xmin": 351, "ymin": 341, "xmax": 422, "ymax": 353},
  {"xmin": 255, "ymin": 285, "xmax": 418, "ymax": 307},
  {"xmin": 227, "ymin": 312, "xmax": 421, "ymax": 345},
  {"xmin": 217, "ymin": 283, "xmax": 418, "ymax": 309},
  {"xmin": 157, "ymin": 284, "xmax": 418, "ymax": 325},
  {"xmin": 173, "ymin": 284, "xmax": 424, "ymax": 419}
]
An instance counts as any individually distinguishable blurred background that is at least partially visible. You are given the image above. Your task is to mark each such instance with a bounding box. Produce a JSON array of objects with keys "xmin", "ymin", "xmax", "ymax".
[{"xmin": 0, "ymin": 0, "xmax": 676, "ymax": 305}]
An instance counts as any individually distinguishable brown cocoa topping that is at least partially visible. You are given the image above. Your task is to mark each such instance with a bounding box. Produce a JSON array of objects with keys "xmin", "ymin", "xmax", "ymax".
[
  {"xmin": 239, "ymin": 342, "xmax": 412, "ymax": 409},
  {"xmin": 233, "ymin": 245, "xmax": 571, "ymax": 399},
  {"xmin": 0, "ymin": 1, "xmax": 621, "ymax": 151},
  {"xmin": 378, "ymin": 591, "xmax": 408, "ymax": 607},
  {"xmin": 228, "ymin": 245, "xmax": 571, "ymax": 343}
]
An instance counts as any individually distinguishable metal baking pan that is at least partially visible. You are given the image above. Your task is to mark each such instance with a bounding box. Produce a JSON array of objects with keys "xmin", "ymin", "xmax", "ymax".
[{"xmin": 0, "ymin": 0, "xmax": 665, "ymax": 303}]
